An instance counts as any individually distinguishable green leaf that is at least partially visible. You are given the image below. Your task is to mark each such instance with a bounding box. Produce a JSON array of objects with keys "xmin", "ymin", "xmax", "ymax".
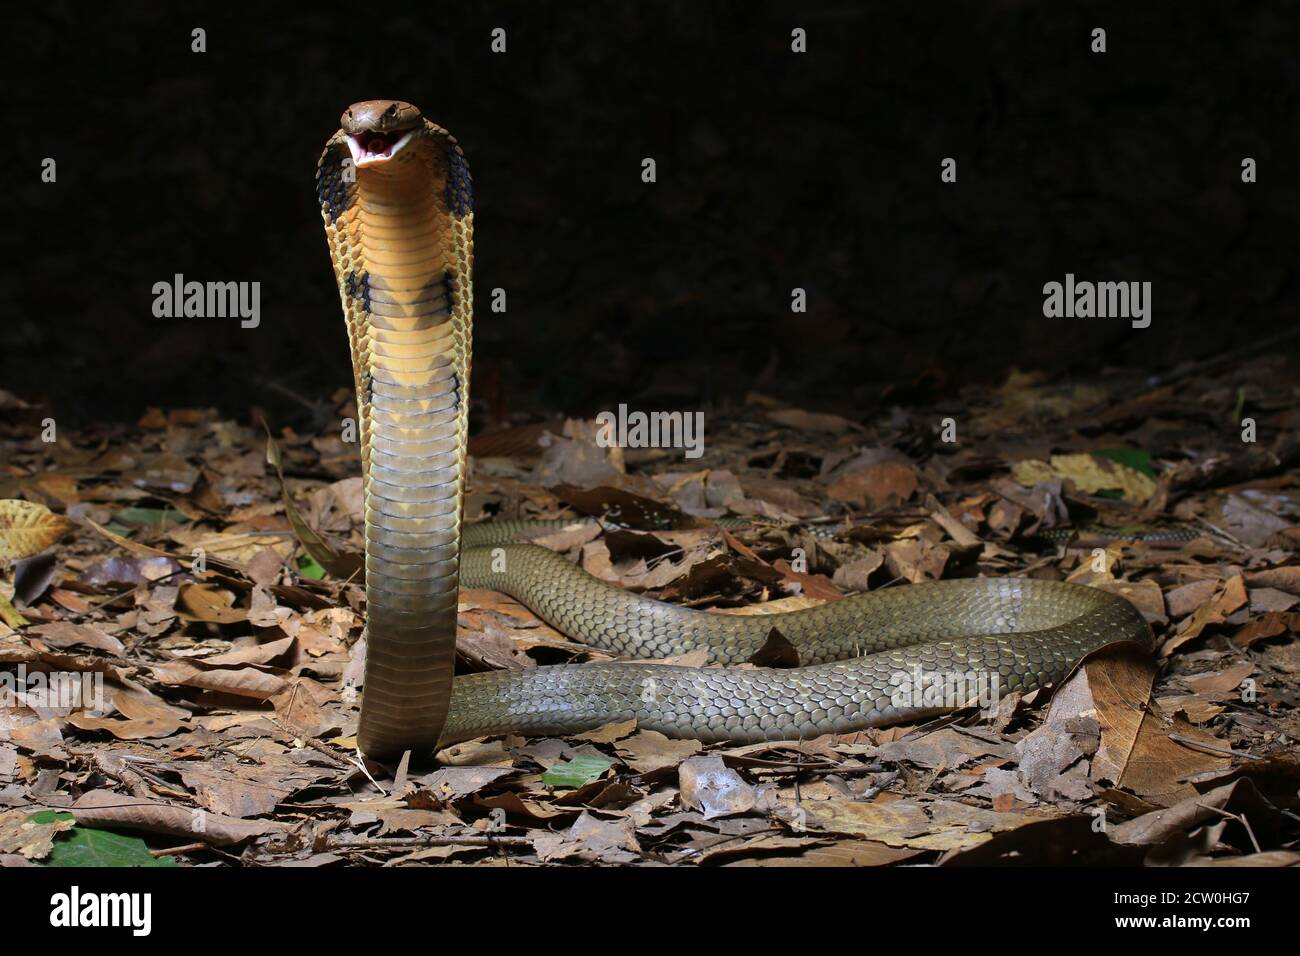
[
  {"xmin": 28, "ymin": 812, "xmax": 177, "ymax": 868},
  {"xmin": 26, "ymin": 810, "xmax": 72, "ymax": 825},
  {"xmin": 112, "ymin": 507, "xmax": 190, "ymax": 530},
  {"xmin": 1092, "ymin": 447, "xmax": 1155, "ymax": 478},
  {"xmin": 297, "ymin": 554, "xmax": 327, "ymax": 580},
  {"xmin": 541, "ymin": 754, "xmax": 614, "ymax": 789}
]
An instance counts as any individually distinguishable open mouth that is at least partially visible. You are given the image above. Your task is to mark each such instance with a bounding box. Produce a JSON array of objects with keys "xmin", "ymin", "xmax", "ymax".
[{"xmin": 345, "ymin": 128, "xmax": 416, "ymax": 167}]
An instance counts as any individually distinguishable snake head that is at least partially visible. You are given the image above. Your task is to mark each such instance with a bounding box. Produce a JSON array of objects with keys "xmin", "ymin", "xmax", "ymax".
[{"xmin": 340, "ymin": 99, "xmax": 423, "ymax": 168}]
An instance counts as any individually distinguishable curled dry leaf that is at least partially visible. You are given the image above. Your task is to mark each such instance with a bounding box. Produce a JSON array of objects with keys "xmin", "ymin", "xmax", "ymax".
[
  {"xmin": 29, "ymin": 622, "xmax": 126, "ymax": 657},
  {"xmin": 67, "ymin": 690, "xmax": 187, "ymax": 741},
  {"xmin": 150, "ymin": 660, "xmax": 287, "ymax": 700},
  {"xmin": 70, "ymin": 790, "xmax": 290, "ymax": 847},
  {"xmin": 177, "ymin": 582, "xmax": 247, "ymax": 624}
]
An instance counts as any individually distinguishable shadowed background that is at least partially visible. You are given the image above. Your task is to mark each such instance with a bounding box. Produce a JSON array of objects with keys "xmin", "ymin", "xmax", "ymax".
[{"xmin": 3, "ymin": 0, "xmax": 1296, "ymax": 428}]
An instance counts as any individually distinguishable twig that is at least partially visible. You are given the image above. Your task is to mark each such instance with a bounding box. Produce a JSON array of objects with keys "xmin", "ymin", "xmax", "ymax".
[
  {"xmin": 150, "ymin": 842, "xmax": 209, "ymax": 858},
  {"xmin": 1168, "ymin": 734, "xmax": 1259, "ymax": 759},
  {"xmin": 269, "ymin": 714, "xmax": 357, "ymax": 771},
  {"xmin": 330, "ymin": 834, "xmax": 529, "ymax": 850},
  {"xmin": 671, "ymin": 825, "xmax": 787, "ymax": 862}
]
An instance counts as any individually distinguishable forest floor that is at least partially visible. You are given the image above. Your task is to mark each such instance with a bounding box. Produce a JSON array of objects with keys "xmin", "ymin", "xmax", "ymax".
[{"xmin": 2, "ymin": 355, "xmax": 1298, "ymax": 867}]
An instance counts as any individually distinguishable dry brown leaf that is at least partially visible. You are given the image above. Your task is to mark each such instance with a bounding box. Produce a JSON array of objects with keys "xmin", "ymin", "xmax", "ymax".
[
  {"xmin": 271, "ymin": 680, "xmax": 324, "ymax": 737},
  {"xmin": 176, "ymin": 582, "xmax": 247, "ymax": 624},
  {"xmin": 1166, "ymin": 579, "xmax": 1220, "ymax": 618},
  {"xmin": 808, "ymin": 797, "xmax": 1039, "ymax": 851},
  {"xmin": 532, "ymin": 811, "xmax": 640, "ymax": 864},
  {"xmin": 0, "ymin": 500, "xmax": 75, "ymax": 562},
  {"xmin": 1183, "ymin": 661, "xmax": 1255, "ymax": 698},
  {"xmin": 615, "ymin": 729, "xmax": 702, "ymax": 774},
  {"xmin": 726, "ymin": 839, "xmax": 921, "ymax": 867},
  {"xmin": 1085, "ymin": 645, "xmax": 1158, "ymax": 784},
  {"xmin": 1246, "ymin": 567, "xmax": 1300, "ymax": 595},
  {"xmin": 150, "ymin": 660, "xmax": 287, "ymax": 699},
  {"xmin": 826, "ymin": 462, "xmax": 918, "ymax": 509},
  {"xmin": 1111, "ymin": 778, "xmax": 1278, "ymax": 848},
  {"xmin": 1233, "ymin": 612, "xmax": 1300, "ymax": 648},
  {"xmin": 70, "ymin": 790, "xmax": 290, "ymax": 846},
  {"xmin": 1155, "ymin": 695, "xmax": 1225, "ymax": 724},
  {"xmin": 177, "ymin": 761, "xmax": 327, "ymax": 818},
  {"xmin": 202, "ymin": 635, "xmax": 295, "ymax": 667},
  {"xmin": 766, "ymin": 407, "xmax": 860, "ymax": 434},
  {"xmin": 28, "ymin": 622, "xmax": 126, "ymax": 657},
  {"xmin": 574, "ymin": 719, "xmax": 638, "ymax": 744},
  {"xmin": 1116, "ymin": 705, "xmax": 1232, "ymax": 805},
  {"xmin": 0, "ymin": 808, "xmax": 75, "ymax": 860},
  {"xmin": 67, "ymin": 689, "xmax": 187, "ymax": 740},
  {"xmin": 1164, "ymin": 576, "xmax": 1248, "ymax": 655}
]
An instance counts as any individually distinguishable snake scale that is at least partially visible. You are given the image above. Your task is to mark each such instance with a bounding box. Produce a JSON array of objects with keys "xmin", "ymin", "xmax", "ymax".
[{"xmin": 317, "ymin": 100, "xmax": 1152, "ymax": 760}]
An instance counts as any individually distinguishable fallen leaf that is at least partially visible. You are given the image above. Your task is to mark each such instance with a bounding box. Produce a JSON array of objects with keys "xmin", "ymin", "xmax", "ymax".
[
  {"xmin": 70, "ymin": 790, "xmax": 290, "ymax": 847},
  {"xmin": 679, "ymin": 756, "xmax": 755, "ymax": 818},
  {"xmin": 0, "ymin": 500, "xmax": 75, "ymax": 561},
  {"xmin": 0, "ymin": 809, "xmax": 75, "ymax": 860}
]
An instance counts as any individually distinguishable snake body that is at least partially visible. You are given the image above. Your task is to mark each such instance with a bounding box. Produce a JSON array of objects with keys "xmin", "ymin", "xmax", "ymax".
[{"xmin": 318, "ymin": 101, "xmax": 1151, "ymax": 759}]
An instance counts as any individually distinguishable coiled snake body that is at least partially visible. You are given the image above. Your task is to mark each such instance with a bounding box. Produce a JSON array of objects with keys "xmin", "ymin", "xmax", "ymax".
[{"xmin": 317, "ymin": 101, "xmax": 1151, "ymax": 759}]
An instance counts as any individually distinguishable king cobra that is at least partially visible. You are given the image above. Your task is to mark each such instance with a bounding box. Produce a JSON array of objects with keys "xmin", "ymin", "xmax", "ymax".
[{"xmin": 317, "ymin": 100, "xmax": 1151, "ymax": 760}]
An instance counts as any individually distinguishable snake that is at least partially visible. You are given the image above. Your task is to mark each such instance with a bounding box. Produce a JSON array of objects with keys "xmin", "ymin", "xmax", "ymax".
[{"xmin": 316, "ymin": 100, "xmax": 1152, "ymax": 760}]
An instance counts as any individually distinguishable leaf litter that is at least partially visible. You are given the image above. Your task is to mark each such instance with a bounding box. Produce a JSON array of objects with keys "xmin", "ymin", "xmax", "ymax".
[{"xmin": 1, "ymin": 357, "xmax": 1299, "ymax": 867}]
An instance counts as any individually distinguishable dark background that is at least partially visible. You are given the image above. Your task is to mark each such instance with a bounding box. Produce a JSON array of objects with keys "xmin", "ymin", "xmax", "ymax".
[{"xmin": 3, "ymin": 1, "xmax": 1297, "ymax": 429}]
